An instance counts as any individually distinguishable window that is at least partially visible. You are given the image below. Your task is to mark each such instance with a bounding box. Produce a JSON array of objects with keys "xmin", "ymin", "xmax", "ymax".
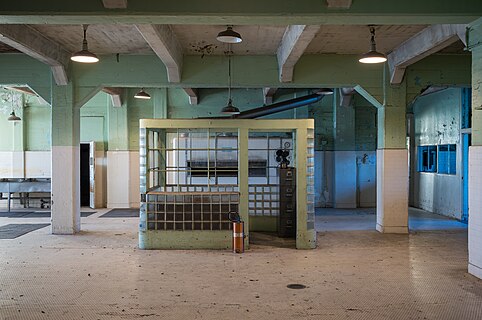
[
  {"xmin": 438, "ymin": 144, "xmax": 456, "ymax": 174},
  {"xmin": 418, "ymin": 145, "xmax": 437, "ymax": 172}
]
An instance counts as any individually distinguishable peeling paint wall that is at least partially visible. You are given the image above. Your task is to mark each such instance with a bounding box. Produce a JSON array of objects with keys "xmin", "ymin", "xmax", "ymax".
[{"xmin": 412, "ymin": 88, "xmax": 463, "ymax": 219}]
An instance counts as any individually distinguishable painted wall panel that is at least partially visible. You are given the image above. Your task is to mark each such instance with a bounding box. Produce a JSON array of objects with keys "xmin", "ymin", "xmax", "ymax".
[
  {"xmin": 413, "ymin": 87, "xmax": 463, "ymax": 219},
  {"xmin": 25, "ymin": 151, "xmax": 50, "ymax": 178}
]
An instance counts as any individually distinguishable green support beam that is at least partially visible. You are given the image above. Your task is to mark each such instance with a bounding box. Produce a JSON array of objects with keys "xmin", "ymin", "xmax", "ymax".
[
  {"xmin": 0, "ymin": 55, "xmax": 52, "ymax": 104},
  {"xmin": 0, "ymin": 0, "xmax": 481, "ymax": 24},
  {"xmin": 71, "ymin": 54, "xmax": 385, "ymax": 90},
  {"xmin": 469, "ymin": 18, "xmax": 482, "ymax": 146}
]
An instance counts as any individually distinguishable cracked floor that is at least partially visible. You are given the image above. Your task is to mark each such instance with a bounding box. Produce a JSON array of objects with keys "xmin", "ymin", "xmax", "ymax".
[{"xmin": 0, "ymin": 208, "xmax": 481, "ymax": 319}]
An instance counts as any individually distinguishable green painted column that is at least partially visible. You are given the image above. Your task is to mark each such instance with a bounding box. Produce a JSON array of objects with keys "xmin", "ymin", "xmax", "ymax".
[
  {"xmin": 376, "ymin": 79, "xmax": 409, "ymax": 234},
  {"xmin": 51, "ymin": 81, "xmax": 81, "ymax": 234},
  {"xmin": 468, "ymin": 17, "xmax": 482, "ymax": 280},
  {"xmin": 377, "ymin": 83, "xmax": 407, "ymax": 150},
  {"xmin": 470, "ymin": 18, "xmax": 482, "ymax": 147}
]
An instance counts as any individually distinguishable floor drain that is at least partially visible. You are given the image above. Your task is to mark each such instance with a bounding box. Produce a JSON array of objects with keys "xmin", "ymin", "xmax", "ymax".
[{"xmin": 286, "ymin": 284, "xmax": 306, "ymax": 289}]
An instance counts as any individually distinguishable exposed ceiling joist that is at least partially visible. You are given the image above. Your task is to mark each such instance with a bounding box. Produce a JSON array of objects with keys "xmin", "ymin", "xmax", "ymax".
[
  {"xmin": 183, "ymin": 88, "xmax": 198, "ymax": 105},
  {"xmin": 388, "ymin": 24, "xmax": 467, "ymax": 84},
  {"xmin": 136, "ymin": 24, "xmax": 183, "ymax": 83},
  {"xmin": 277, "ymin": 25, "xmax": 320, "ymax": 82},
  {"xmin": 263, "ymin": 87, "xmax": 278, "ymax": 105},
  {"xmin": 0, "ymin": 25, "xmax": 71, "ymax": 85},
  {"xmin": 102, "ymin": 0, "xmax": 127, "ymax": 9},
  {"xmin": 102, "ymin": 87, "xmax": 124, "ymax": 107},
  {"xmin": 326, "ymin": 0, "xmax": 352, "ymax": 9}
]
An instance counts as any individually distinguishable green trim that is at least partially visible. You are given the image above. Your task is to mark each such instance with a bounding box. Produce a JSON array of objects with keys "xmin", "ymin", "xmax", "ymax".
[{"xmin": 139, "ymin": 230, "xmax": 231, "ymax": 250}]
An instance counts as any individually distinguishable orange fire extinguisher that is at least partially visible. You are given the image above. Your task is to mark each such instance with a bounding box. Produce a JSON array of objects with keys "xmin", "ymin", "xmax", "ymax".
[{"xmin": 229, "ymin": 212, "xmax": 244, "ymax": 253}]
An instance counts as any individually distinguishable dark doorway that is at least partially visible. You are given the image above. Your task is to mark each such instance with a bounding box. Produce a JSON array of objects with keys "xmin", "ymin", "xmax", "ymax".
[{"xmin": 80, "ymin": 143, "xmax": 90, "ymax": 206}]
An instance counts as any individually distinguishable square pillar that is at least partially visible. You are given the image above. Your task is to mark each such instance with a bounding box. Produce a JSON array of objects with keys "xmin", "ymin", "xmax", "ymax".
[
  {"xmin": 468, "ymin": 17, "xmax": 482, "ymax": 279},
  {"xmin": 51, "ymin": 82, "xmax": 81, "ymax": 234},
  {"xmin": 376, "ymin": 82, "xmax": 409, "ymax": 233},
  {"xmin": 376, "ymin": 149, "xmax": 408, "ymax": 233}
]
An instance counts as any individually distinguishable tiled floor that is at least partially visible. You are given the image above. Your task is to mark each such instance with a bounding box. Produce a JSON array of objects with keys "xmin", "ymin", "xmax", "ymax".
[{"xmin": 0, "ymin": 207, "xmax": 481, "ymax": 319}]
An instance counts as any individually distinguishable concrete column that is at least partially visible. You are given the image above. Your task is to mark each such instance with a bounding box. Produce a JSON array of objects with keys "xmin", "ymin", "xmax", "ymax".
[
  {"xmin": 376, "ymin": 82, "xmax": 409, "ymax": 233},
  {"xmin": 51, "ymin": 82, "xmax": 81, "ymax": 234},
  {"xmin": 468, "ymin": 17, "xmax": 482, "ymax": 279},
  {"xmin": 333, "ymin": 88, "xmax": 357, "ymax": 208}
]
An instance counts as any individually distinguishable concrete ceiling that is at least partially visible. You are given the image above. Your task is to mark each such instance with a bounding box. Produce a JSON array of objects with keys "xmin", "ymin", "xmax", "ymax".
[
  {"xmin": 305, "ymin": 25, "xmax": 430, "ymax": 54},
  {"xmin": 1, "ymin": 24, "xmax": 464, "ymax": 57},
  {"xmin": 31, "ymin": 24, "xmax": 154, "ymax": 55},
  {"xmin": 171, "ymin": 25, "xmax": 286, "ymax": 55}
]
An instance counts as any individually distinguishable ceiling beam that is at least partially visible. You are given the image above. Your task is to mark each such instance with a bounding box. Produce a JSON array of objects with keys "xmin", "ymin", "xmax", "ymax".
[
  {"xmin": 340, "ymin": 87, "xmax": 355, "ymax": 107},
  {"xmin": 136, "ymin": 24, "xmax": 183, "ymax": 83},
  {"xmin": 388, "ymin": 24, "xmax": 467, "ymax": 84},
  {"xmin": 263, "ymin": 87, "xmax": 278, "ymax": 104},
  {"xmin": 326, "ymin": 0, "xmax": 352, "ymax": 9},
  {"xmin": 102, "ymin": 0, "xmax": 127, "ymax": 9},
  {"xmin": 183, "ymin": 88, "xmax": 198, "ymax": 105},
  {"xmin": 0, "ymin": 1, "xmax": 481, "ymax": 25},
  {"xmin": 0, "ymin": 25, "xmax": 70, "ymax": 85},
  {"xmin": 277, "ymin": 25, "xmax": 320, "ymax": 82},
  {"xmin": 102, "ymin": 87, "xmax": 124, "ymax": 107}
]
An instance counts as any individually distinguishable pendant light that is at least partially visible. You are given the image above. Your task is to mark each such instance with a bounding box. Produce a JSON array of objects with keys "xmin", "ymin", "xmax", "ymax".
[
  {"xmin": 217, "ymin": 26, "xmax": 243, "ymax": 44},
  {"xmin": 359, "ymin": 26, "xmax": 387, "ymax": 64},
  {"xmin": 71, "ymin": 24, "xmax": 99, "ymax": 63},
  {"xmin": 220, "ymin": 47, "xmax": 240, "ymax": 115},
  {"xmin": 134, "ymin": 88, "xmax": 151, "ymax": 100},
  {"xmin": 7, "ymin": 111, "xmax": 21, "ymax": 121}
]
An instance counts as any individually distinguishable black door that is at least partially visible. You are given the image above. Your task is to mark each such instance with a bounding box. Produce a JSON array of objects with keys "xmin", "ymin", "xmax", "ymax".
[{"xmin": 80, "ymin": 143, "xmax": 90, "ymax": 206}]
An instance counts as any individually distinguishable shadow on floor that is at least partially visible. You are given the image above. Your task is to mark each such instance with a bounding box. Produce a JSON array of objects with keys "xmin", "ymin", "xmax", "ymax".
[
  {"xmin": 250, "ymin": 232, "xmax": 296, "ymax": 249},
  {"xmin": 315, "ymin": 207, "xmax": 467, "ymax": 232}
]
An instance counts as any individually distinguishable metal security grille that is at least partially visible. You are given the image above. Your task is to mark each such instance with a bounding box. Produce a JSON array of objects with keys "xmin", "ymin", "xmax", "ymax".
[
  {"xmin": 144, "ymin": 128, "xmax": 240, "ymax": 231},
  {"xmin": 146, "ymin": 192, "xmax": 238, "ymax": 231},
  {"xmin": 248, "ymin": 132, "xmax": 293, "ymax": 216}
]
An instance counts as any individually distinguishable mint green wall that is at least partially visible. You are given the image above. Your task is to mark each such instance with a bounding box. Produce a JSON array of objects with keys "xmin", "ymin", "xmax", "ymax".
[
  {"xmin": 354, "ymin": 96, "xmax": 378, "ymax": 151},
  {"xmin": 168, "ymin": 88, "xmax": 264, "ymax": 118},
  {"xmin": 128, "ymin": 88, "xmax": 154, "ymax": 150},
  {"xmin": 80, "ymin": 91, "xmax": 109, "ymax": 151},
  {"xmin": 0, "ymin": 115, "xmax": 15, "ymax": 151},
  {"xmin": 25, "ymin": 105, "xmax": 50, "ymax": 151},
  {"xmin": 0, "ymin": 87, "xmax": 51, "ymax": 151}
]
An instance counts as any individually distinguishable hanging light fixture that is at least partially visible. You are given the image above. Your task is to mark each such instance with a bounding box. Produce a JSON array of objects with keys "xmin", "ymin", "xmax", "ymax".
[
  {"xmin": 217, "ymin": 26, "xmax": 243, "ymax": 44},
  {"xmin": 221, "ymin": 47, "xmax": 240, "ymax": 115},
  {"xmin": 7, "ymin": 111, "xmax": 21, "ymax": 121},
  {"xmin": 71, "ymin": 24, "xmax": 99, "ymax": 63},
  {"xmin": 359, "ymin": 26, "xmax": 387, "ymax": 64},
  {"xmin": 134, "ymin": 88, "xmax": 151, "ymax": 100}
]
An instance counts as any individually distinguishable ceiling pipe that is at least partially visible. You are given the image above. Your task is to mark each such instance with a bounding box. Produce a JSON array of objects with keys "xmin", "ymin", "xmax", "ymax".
[{"xmin": 233, "ymin": 92, "xmax": 325, "ymax": 119}]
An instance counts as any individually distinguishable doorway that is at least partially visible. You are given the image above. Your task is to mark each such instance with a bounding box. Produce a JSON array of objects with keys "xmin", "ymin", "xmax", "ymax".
[
  {"xmin": 461, "ymin": 133, "xmax": 470, "ymax": 223},
  {"xmin": 80, "ymin": 143, "xmax": 90, "ymax": 207}
]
